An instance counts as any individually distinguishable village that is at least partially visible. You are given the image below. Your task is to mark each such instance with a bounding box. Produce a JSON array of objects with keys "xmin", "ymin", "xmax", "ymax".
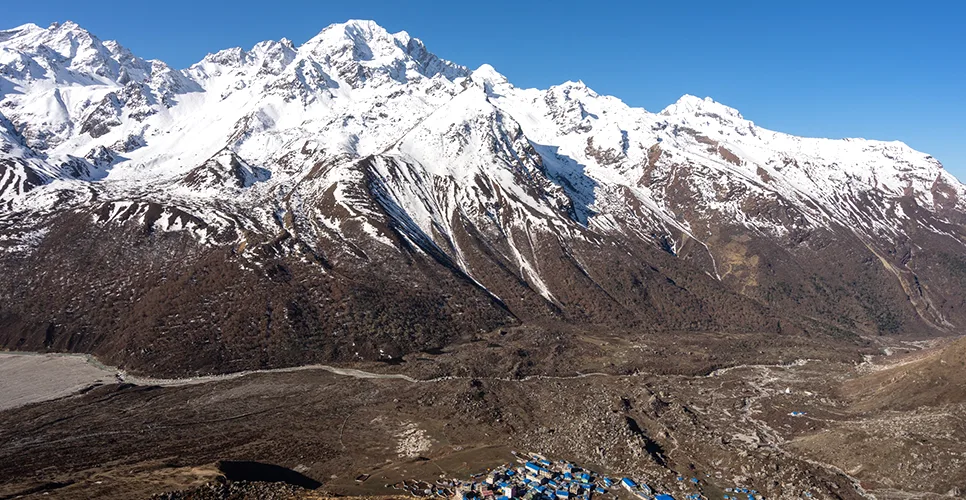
[{"xmin": 387, "ymin": 453, "xmax": 777, "ymax": 500}]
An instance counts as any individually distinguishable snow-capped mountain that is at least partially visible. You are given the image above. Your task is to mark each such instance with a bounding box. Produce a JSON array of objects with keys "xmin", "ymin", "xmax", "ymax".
[{"xmin": 1, "ymin": 20, "xmax": 964, "ymax": 374}]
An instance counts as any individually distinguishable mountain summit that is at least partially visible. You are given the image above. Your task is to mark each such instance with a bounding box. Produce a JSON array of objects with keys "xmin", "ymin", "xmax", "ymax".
[{"xmin": 1, "ymin": 20, "xmax": 964, "ymax": 375}]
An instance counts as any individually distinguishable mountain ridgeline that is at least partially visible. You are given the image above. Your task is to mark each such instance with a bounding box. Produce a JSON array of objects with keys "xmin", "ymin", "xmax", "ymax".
[{"xmin": 1, "ymin": 20, "xmax": 964, "ymax": 375}]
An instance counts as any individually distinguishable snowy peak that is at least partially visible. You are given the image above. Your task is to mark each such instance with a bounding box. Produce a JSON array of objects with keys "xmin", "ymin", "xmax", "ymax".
[
  {"xmin": 297, "ymin": 20, "xmax": 468, "ymax": 86},
  {"xmin": 0, "ymin": 20, "xmax": 153, "ymax": 86},
  {"xmin": 471, "ymin": 64, "xmax": 511, "ymax": 95},
  {"xmin": 661, "ymin": 94, "xmax": 745, "ymax": 121},
  {"xmin": 251, "ymin": 38, "xmax": 297, "ymax": 68},
  {"xmin": 0, "ymin": 23, "xmax": 45, "ymax": 44},
  {"xmin": 302, "ymin": 19, "xmax": 414, "ymax": 62},
  {"xmin": 192, "ymin": 38, "xmax": 296, "ymax": 80},
  {"xmin": 0, "ymin": 21, "xmax": 89, "ymax": 51},
  {"xmin": 186, "ymin": 20, "xmax": 468, "ymax": 92},
  {"xmin": 307, "ymin": 19, "xmax": 401, "ymax": 49}
]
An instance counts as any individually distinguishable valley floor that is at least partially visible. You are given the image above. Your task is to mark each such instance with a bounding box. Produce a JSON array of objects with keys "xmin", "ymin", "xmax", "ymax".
[{"xmin": 0, "ymin": 331, "xmax": 962, "ymax": 500}]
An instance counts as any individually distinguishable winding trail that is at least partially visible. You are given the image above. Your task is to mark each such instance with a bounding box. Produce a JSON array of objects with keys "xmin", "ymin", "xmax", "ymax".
[
  {"xmin": 0, "ymin": 351, "xmax": 626, "ymax": 393},
  {"xmin": 0, "ymin": 351, "xmax": 430, "ymax": 389}
]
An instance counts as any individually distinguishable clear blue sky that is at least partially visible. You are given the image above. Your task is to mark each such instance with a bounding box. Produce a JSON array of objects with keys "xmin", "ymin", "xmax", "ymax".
[{"xmin": 4, "ymin": 1, "xmax": 964, "ymax": 180}]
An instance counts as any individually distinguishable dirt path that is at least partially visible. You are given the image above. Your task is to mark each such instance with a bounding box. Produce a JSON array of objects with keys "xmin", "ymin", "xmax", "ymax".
[
  {"xmin": 0, "ymin": 351, "xmax": 431, "ymax": 394},
  {"xmin": 0, "ymin": 351, "xmax": 636, "ymax": 398}
]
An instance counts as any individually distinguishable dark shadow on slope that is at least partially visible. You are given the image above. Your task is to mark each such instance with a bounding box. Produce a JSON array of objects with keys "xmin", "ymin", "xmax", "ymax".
[
  {"xmin": 0, "ymin": 481, "xmax": 75, "ymax": 500},
  {"xmin": 61, "ymin": 150, "xmax": 125, "ymax": 182},
  {"xmin": 217, "ymin": 461, "xmax": 322, "ymax": 489},
  {"xmin": 625, "ymin": 416, "xmax": 668, "ymax": 467},
  {"xmin": 0, "ymin": 76, "xmax": 24, "ymax": 100},
  {"xmin": 529, "ymin": 142, "xmax": 598, "ymax": 226}
]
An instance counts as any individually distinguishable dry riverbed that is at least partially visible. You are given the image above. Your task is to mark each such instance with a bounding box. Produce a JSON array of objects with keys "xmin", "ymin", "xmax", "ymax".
[{"xmin": 0, "ymin": 352, "xmax": 114, "ymax": 411}]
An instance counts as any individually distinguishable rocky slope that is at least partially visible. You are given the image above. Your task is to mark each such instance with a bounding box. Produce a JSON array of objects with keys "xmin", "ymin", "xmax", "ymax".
[{"xmin": 1, "ymin": 20, "xmax": 964, "ymax": 375}]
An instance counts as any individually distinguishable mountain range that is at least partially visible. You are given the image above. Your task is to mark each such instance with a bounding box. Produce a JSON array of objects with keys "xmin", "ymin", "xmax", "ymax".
[{"xmin": 1, "ymin": 20, "xmax": 964, "ymax": 375}]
